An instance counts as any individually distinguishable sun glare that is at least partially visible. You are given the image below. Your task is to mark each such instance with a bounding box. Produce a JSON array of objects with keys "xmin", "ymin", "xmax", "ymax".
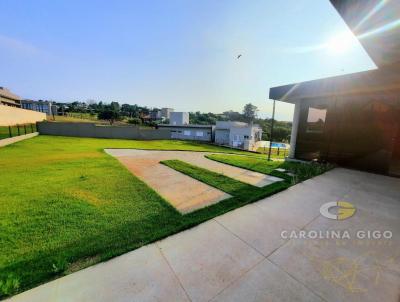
[{"xmin": 325, "ymin": 32, "xmax": 355, "ymax": 55}]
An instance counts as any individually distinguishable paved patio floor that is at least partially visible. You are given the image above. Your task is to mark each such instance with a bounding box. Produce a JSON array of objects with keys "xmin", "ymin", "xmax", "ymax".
[{"xmin": 8, "ymin": 168, "xmax": 400, "ymax": 302}]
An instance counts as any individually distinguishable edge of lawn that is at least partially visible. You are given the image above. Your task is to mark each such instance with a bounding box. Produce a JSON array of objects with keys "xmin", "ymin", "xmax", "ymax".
[
  {"xmin": 0, "ymin": 138, "xmax": 281, "ymax": 299},
  {"xmin": 0, "ymin": 137, "xmax": 329, "ymax": 298}
]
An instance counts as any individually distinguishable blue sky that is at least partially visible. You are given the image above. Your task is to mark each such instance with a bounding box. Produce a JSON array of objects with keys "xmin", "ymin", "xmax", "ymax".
[{"xmin": 1, "ymin": 0, "xmax": 375, "ymax": 120}]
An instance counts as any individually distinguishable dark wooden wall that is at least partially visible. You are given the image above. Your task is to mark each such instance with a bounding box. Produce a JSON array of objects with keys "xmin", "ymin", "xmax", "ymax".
[{"xmin": 294, "ymin": 94, "xmax": 400, "ymax": 175}]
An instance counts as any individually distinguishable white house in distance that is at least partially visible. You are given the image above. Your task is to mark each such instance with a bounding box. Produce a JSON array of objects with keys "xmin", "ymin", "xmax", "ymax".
[
  {"xmin": 215, "ymin": 121, "xmax": 262, "ymax": 151},
  {"xmin": 170, "ymin": 112, "xmax": 189, "ymax": 125},
  {"xmin": 161, "ymin": 108, "xmax": 174, "ymax": 119}
]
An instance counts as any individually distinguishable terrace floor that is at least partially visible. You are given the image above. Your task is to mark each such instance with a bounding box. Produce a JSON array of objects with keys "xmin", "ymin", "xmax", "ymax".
[{"xmin": 8, "ymin": 168, "xmax": 400, "ymax": 302}]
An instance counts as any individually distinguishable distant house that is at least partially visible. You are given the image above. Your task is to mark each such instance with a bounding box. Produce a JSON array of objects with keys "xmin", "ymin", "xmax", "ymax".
[
  {"xmin": 0, "ymin": 88, "xmax": 47, "ymax": 125},
  {"xmin": 158, "ymin": 124, "xmax": 214, "ymax": 142},
  {"xmin": 269, "ymin": 0, "xmax": 400, "ymax": 176},
  {"xmin": 161, "ymin": 108, "xmax": 174, "ymax": 119},
  {"xmin": 150, "ymin": 109, "xmax": 162, "ymax": 120},
  {"xmin": 170, "ymin": 112, "xmax": 189, "ymax": 125},
  {"xmin": 215, "ymin": 121, "xmax": 262, "ymax": 151},
  {"xmin": 0, "ymin": 87, "xmax": 21, "ymax": 107},
  {"xmin": 20, "ymin": 100, "xmax": 57, "ymax": 116}
]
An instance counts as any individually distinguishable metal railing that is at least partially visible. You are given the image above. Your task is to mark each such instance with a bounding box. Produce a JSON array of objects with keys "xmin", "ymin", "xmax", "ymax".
[
  {"xmin": 0, "ymin": 123, "xmax": 37, "ymax": 140},
  {"xmin": 257, "ymin": 146, "xmax": 290, "ymax": 158}
]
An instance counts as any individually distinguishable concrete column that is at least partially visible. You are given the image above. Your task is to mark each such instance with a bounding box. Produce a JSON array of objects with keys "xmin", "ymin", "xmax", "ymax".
[{"xmin": 289, "ymin": 101, "xmax": 301, "ymax": 159}]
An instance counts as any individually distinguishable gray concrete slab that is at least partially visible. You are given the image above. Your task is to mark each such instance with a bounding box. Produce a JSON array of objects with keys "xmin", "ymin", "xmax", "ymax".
[
  {"xmin": 255, "ymin": 183, "xmax": 339, "ymax": 229},
  {"xmin": 269, "ymin": 236, "xmax": 400, "ymax": 302},
  {"xmin": 215, "ymin": 203, "xmax": 299, "ymax": 256},
  {"xmin": 0, "ymin": 132, "xmax": 38, "ymax": 148},
  {"xmin": 7, "ymin": 244, "xmax": 189, "ymax": 302},
  {"xmin": 157, "ymin": 219, "xmax": 264, "ymax": 302},
  {"xmin": 268, "ymin": 170, "xmax": 400, "ymax": 302},
  {"xmin": 211, "ymin": 259, "xmax": 323, "ymax": 302}
]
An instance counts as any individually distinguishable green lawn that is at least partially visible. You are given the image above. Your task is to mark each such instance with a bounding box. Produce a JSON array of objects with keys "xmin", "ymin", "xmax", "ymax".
[
  {"xmin": 161, "ymin": 159, "xmax": 289, "ymax": 202},
  {"xmin": 205, "ymin": 153, "xmax": 335, "ymax": 184},
  {"xmin": 0, "ymin": 135, "xmax": 255, "ymax": 297},
  {"xmin": 0, "ymin": 127, "xmax": 9, "ymax": 140},
  {"xmin": 256, "ymin": 147, "xmax": 288, "ymax": 159},
  {"xmin": 0, "ymin": 135, "xmax": 332, "ymax": 297}
]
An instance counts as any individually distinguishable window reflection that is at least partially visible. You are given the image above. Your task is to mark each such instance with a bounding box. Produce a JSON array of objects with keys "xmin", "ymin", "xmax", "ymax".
[{"xmin": 306, "ymin": 107, "xmax": 327, "ymax": 133}]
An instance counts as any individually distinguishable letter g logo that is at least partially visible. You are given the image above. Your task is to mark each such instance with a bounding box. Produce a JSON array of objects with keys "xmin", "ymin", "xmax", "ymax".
[{"xmin": 320, "ymin": 201, "xmax": 356, "ymax": 220}]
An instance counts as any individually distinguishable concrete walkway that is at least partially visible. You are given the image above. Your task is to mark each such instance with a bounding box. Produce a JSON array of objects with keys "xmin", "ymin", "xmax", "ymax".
[
  {"xmin": 8, "ymin": 168, "xmax": 400, "ymax": 302},
  {"xmin": 0, "ymin": 132, "xmax": 38, "ymax": 148},
  {"xmin": 108, "ymin": 152, "xmax": 231, "ymax": 214},
  {"xmin": 105, "ymin": 149, "xmax": 281, "ymax": 213},
  {"xmin": 105, "ymin": 149, "xmax": 282, "ymax": 187}
]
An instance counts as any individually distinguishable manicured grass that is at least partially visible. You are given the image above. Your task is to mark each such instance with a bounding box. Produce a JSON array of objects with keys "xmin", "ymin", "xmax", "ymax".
[
  {"xmin": 0, "ymin": 135, "xmax": 254, "ymax": 297},
  {"xmin": 205, "ymin": 153, "xmax": 335, "ymax": 184},
  {"xmin": 161, "ymin": 159, "xmax": 290, "ymax": 202}
]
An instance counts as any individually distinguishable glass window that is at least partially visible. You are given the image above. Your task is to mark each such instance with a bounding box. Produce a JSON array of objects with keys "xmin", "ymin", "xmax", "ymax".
[
  {"xmin": 306, "ymin": 107, "xmax": 327, "ymax": 133},
  {"xmin": 183, "ymin": 130, "xmax": 191, "ymax": 136},
  {"xmin": 195, "ymin": 131, "xmax": 204, "ymax": 137}
]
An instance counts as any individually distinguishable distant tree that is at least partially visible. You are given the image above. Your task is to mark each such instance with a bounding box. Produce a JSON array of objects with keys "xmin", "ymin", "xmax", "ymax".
[
  {"xmin": 223, "ymin": 110, "xmax": 242, "ymax": 121},
  {"xmin": 86, "ymin": 99, "xmax": 97, "ymax": 106},
  {"xmin": 257, "ymin": 118, "xmax": 292, "ymax": 142},
  {"xmin": 146, "ymin": 121, "xmax": 157, "ymax": 128},
  {"xmin": 98, "ymin": 108, "xmax": 120, "ymax": 124},
  {"xmin": 139, "ymin": 107, "xmax": 150, "ymax": 115},
  {"xmin": 127, "ymin": 117, "xmax": 142, "ymax": 125},
  {"xmin": 189, "ymin": 111, "xmax": 221, "ymax": 125},
  {"xmin": 242, "ymin": 103, "xmax": 258, "ymax": 123},
  {"xmin": 110, "ymin": 101, "xmax": 120, "ymax": 112},
  {"xmin": 121, "ymin": 104, "xmax": 140, "ymax": 118}
]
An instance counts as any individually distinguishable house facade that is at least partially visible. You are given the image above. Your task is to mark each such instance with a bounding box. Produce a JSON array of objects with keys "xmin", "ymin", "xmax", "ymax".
[
  {"xmin": 149, "ymin": 109, "xmax": 162, "ymax": 120},
  {"xmin": 269, "ymin": 0, "xmax": 400, "ymax": 176},
  {"xmin": 20, "ymin": 100, "xmax": 57, "ymax": 116},
  {"xmin": 158, "ymin": 124, "xmax": 214, "ymax": 142},
  {"xmin": 161, "ymin": 108, "xmax": 174, "ymax": 119},
  {"xmin": 0, "ymin": 87, "xmax": 21, "ymax": 107},
  {"xmin": 170, "ymin": 112, "xmax": 189, "ymax": 125},
  {"xmin": 215, "ymin": 121, "xmax": 262, "ymax": 151}
]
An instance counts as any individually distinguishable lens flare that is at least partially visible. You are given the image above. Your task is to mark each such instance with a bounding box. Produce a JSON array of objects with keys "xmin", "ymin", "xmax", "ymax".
[
  {"xmin": 357, "ymin": 18, "xmax": 400, "ymax": 40},
  {"xmin": 325, "ymin": 32, "xmax": 355, "ymax": 55}
]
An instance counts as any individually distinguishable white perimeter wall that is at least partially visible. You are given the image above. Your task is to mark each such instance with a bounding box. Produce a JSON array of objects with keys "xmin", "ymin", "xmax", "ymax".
[{"xmin": 0, "ymin": 105, "xmax": 46, "ymax": 126}]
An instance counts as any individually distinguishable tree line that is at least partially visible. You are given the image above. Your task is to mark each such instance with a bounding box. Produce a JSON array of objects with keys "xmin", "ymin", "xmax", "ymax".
[{"xmin": 54, "ymin": 100, "xmax": 292, "ymax": 142}]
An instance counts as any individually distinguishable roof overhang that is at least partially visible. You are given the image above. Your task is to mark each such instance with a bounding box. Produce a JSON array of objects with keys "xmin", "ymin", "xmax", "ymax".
[
  {"xmin": 0, "ymin": 89, "xmax": 21, "ymax": 102},
  {"xmin": 269, "ymin": 62, "xmax": 400, "ymax": 103}
]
